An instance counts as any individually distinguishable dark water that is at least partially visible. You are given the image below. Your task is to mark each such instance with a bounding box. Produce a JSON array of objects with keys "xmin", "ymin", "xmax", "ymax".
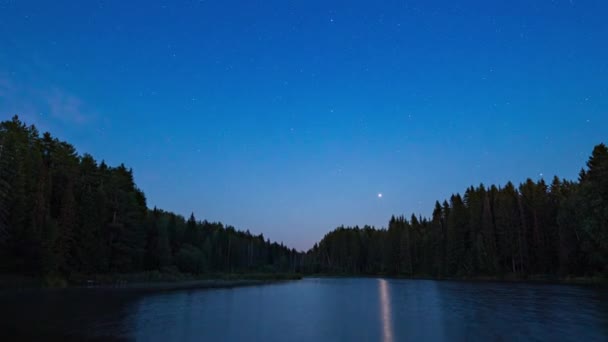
[{"xmin": 2, "ymin": 278, "xmax": 608, "ymax": 341}]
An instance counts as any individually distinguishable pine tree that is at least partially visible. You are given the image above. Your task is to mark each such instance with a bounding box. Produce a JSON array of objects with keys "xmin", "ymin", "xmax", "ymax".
[{"xmin": 578, "ymin": 143, "xmax": 608, "ymax": 273}]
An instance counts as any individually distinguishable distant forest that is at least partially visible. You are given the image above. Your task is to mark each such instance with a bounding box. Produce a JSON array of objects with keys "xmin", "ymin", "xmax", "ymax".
[
  {"xmin": 304, "ymin": 143, "xmax": 608, "ymax": 278},
  {"xmin": 0, "ymin": 116, "xmax": 301, "ymax": 277},
  {"xmin": 1, "ymin": 116, "xmax": 607, "ymax": 280}
]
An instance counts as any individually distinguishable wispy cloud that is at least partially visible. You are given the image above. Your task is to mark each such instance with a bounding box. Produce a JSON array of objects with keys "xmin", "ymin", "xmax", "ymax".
[
  {"xmin": 43, "ymin": 87, "xmax": 93, "ymax": 124},
  {"xmin": 0, "ymin": 69, "xmax": 96, "ymax": 127},
  {"xmin": 0, "ymin": 37, "xmax": 98, "ymax": 126}
]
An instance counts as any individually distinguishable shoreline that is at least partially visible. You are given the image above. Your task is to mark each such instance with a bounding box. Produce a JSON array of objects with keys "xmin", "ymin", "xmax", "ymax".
[
  {"xmin": 79, "ymin": 278, "xmax": 296, "ymax": 294},
  {"xmin": 303, "ymin": 274, "xmax": 608, "ymax": 286},
  {"xmin": 3, "ymin": 273, "xmax": 605, "ymax": 292},
  {"xmin": 0, "ymin": 273, "xmax": 303, "ymax": 293}
]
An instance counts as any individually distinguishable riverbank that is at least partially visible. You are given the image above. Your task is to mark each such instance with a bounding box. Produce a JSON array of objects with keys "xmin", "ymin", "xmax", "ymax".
[
  {"xmin": 305, "ymin": 273, "xmax": 608, "ymax": 286},
  {"xmin": 0, "ymin": 272, "xmax": 303, "ymax": 292},
  {"xmin": 79, "ymin": 278, "xmax": 293, "ymax": 294},
  {"xmin": 78, "ymin": 272, "xmax": 303, "ymax": 293}
]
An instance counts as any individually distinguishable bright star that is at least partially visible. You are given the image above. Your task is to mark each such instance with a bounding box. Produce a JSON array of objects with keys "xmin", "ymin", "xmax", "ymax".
[{"xmin": 378, "ymin": 193, "xmax": 383, "ymax": 198}]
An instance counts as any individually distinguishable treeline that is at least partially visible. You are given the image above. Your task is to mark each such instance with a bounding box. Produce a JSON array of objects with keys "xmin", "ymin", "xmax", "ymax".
[
  {"xmin": 303, "ymin": 143, "xmax": 608, "ymax": 278},
  {"xmin": 0, "ymin": 116, "xmax": 301, "ymax": 277},
  {"xmin": 2, "ymin": 115, "xmax": 606, "ymax": 281}
]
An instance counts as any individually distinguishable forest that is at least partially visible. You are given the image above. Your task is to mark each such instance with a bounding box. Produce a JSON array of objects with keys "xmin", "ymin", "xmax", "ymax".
[
  {"xmin": 0, "ymin": 116, "xmax": 301, "ymax": 279},
  {"xmin": 1, "ymin": 115, "xmax": 606, "ymax": 281},
  {"xmin": 303, "ymin": 143, "xmax": 608, "ymax": 279}
]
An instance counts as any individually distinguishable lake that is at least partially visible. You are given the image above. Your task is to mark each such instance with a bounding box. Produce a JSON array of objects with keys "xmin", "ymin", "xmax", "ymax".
[{"xmin": 2, "ymin": 278, "xmax": 607, "ymax": 341}]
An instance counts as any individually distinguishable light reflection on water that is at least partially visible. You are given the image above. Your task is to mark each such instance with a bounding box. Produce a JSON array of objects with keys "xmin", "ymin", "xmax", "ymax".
[
  {"xmin": 378, "ymin": 279, "xmax": 394, "ymax": 342},
  {"xmin": 2, "ymin": 278, "xmax": 608, "ymax": 341}
]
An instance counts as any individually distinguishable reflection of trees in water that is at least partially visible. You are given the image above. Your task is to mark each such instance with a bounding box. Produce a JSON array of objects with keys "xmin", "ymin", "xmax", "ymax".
[
  {"xmin": 2, "ymin": 280, "xmax": 608, "ymax": 341},
  {"xmin": 0, "ymin": 289, "xmax": 140, "ymax": 341},
  {"xmin": 433, "ymin": 281, "xmax": 608, "ymax": 341},
  {"xmin": 379, "ymin": 279, "xmax": 447, "ymax": 341}
]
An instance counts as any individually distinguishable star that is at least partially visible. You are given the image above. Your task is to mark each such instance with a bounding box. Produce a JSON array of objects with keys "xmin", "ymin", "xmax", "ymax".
[{"xmin": 377, "ymin": 193, "xmax": 383, "ymax": 199}]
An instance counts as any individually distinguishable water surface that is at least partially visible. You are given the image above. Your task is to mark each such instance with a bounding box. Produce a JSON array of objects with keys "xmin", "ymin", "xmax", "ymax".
[{"xmin": 2, "ymin": 278, "xmax": 607, "ymax": 341}]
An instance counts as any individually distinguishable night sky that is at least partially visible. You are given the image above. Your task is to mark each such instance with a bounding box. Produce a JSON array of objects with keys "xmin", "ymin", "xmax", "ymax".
[{"xmin": 1, "ymin": 1, "xmax": 606, "ymax": 250}]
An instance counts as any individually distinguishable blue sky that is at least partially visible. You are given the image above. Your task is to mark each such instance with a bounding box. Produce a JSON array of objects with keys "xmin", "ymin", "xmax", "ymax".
[{"xmin": 1, "ymin": 0, "xmax": 607, "ymax": 250}]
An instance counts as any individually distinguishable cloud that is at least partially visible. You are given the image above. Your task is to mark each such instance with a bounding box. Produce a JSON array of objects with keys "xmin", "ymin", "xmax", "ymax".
[
  {"xmin": 0, "ymin": 48, "xmax": 97, "ymax": 126},
  {"xmin": 0, "ymin": 70, "xmax": 96, "ymax": 126},
  {"xmin": 43, "ymin": 87, "xmax": 93, "ymax": 124}
]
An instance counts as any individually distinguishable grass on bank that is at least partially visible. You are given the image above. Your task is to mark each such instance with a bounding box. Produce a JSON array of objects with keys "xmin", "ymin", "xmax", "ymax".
[
  {"xmin": 70, "ymin": 270, "xmax": 302, "ymax": 285},
  {"xmin": 0, "ymin": 268, "xmax": 302, "ymax": 289}
]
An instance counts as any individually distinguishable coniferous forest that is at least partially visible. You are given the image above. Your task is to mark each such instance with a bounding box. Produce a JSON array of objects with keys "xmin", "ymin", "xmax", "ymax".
[
  {"xmin": 0, "ymin": 116, "xmax": 607, "ymax": 281},
  {"xmin": 0, "ymin": 116, "xmax": 301, "ymax": 279},
  {"xmin": 303, "ymin": 143, "xmax": 608, "ymax": 279}
]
